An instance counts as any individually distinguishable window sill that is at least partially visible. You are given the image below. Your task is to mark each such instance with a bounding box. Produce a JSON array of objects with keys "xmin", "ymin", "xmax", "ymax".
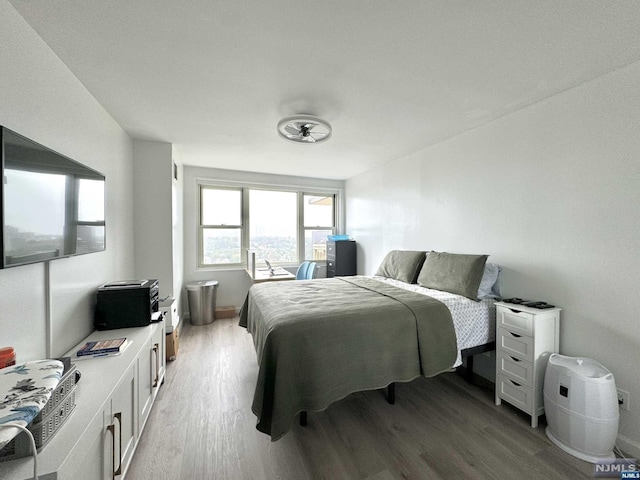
[
  {"xmin": 196, "ymin": 265, "xmax": 246, "ymax": 272},
  {"xmin": 196, "ymin": 265, "xmax": 299, "ymax": 272}
]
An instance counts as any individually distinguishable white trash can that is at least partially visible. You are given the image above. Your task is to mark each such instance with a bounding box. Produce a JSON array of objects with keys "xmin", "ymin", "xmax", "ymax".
[
  {"xmin": 186, "ymin": 281, "xmax": 218, "ymax": 326},
  {"xmin": 543, "ymin": 353, "xmax": 619, "ymax": 463}
]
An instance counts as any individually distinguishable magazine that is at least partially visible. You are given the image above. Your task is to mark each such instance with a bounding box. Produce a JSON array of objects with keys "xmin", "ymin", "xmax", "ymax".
[{"xmin": 77, "ymin": 337, "xmax": 127, "ymax": 357}]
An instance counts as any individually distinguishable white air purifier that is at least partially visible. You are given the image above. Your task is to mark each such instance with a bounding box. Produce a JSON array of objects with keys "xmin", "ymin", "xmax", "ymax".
[{"xmin": 543, "ymin": 353, "xmax": 619, "ymax": 463}]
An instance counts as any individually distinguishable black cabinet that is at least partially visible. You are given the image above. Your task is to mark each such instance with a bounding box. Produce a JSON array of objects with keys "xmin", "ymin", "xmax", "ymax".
[{"xmin": 326, "ymin": 240, "xmax": 356, "ymax": 277}]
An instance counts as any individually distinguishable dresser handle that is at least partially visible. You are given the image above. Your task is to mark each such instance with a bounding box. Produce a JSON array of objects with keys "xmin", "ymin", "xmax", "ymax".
[
  {"xmin": 107, "ymin": 412, "xmax": 123, "ymax": 479},
  {"xmin": 509, "ymin": 356, "xmax": 521, "ymax": 362},
  {"xmin": 114, "ymin": 412, "xmax": 123, "ymax": 476},
  {"xmin": 509, "ymin": 308, "xmax": 522, "ymax": 313},
  {"xmin": 509, "ymin": 332, "xmax": 522, "ymax": 338},
  {"xmin": 106, "ymin": 424, "xmax": 116, "ymax": 479},
  {"xmin": 152, "ymin": 343, "xmax": 160, "ymax": 388},
  {"xmin": 508, "ymin": 379, "xmax": 522, "ymax": 387}
]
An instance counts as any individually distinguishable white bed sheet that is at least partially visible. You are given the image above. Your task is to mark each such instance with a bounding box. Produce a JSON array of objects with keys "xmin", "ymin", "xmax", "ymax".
[{"xmin": 371, "ymin": 276, "xmax": 496, "ymax": 367}]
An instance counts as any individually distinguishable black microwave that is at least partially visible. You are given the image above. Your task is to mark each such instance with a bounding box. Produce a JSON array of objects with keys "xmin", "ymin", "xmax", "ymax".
[{"xmin": 94, "ymin": 279, "xmax": 159, "ymax": 330}]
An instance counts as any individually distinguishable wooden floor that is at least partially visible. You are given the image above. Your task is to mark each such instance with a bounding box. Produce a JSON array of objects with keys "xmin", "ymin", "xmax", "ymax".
[{"xmin": 127, "ymin": 317, "xmax": 594, "ymax": 480}]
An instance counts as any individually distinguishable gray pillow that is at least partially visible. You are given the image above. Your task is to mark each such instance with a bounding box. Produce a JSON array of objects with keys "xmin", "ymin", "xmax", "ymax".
[
  {"xmin": 417, "ymin": 251, "xmax": 489, "ymax": 300},
  {"xmin": 375, "ymin": 250, "xmax": 427, "ymax": 284},
  {"xmin": 477, "ymin": 263, "xmax": 502, "ymax": 299}
]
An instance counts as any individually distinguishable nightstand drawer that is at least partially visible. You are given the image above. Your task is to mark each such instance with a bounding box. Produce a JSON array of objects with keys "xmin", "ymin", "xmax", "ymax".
[
  {"xmin": 498, "ymin": 328, "xmax": 534, "ymax": 361},
  {"xmin": 499, "ymin": 308, "xmax": 534, "ymax": 336},
  {"xmin": 497, "ymin": 376, "xmax": 533, "ymax": 413},
  {"xmin": 498, "ymin": 350, "xmax": 533, "ymax": 386}
]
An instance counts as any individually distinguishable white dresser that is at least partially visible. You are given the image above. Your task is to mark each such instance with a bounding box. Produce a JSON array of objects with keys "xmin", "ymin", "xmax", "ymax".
[
  {"xmin": 494, "ymin": 302, "xmax": 561, "ymax": 427},
  {"xmin": 0, "ymin": 320, "xmax": 166, "ymax": 480}
]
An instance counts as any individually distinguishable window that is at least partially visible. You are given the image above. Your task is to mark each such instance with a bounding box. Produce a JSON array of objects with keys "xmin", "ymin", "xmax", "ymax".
[
  {"xmin": 249, "ymin": 189, "xmax": 297, "ymax": 263},
  {"xmin": 303, "ymin": 194, "xmax": 334, "ymax": 261},
  {"xmin": 198, "ymin": 185, "xmax": 337, "ymax": 267},
  {"xmin": 200, "ymin": 187, "xmax": 242, "ymax": 265}
]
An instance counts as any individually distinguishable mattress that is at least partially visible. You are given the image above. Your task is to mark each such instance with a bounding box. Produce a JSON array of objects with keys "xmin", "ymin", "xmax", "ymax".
[{"xmin": 371, "ymin": 275, "xmax": 496, "ymax": 366}]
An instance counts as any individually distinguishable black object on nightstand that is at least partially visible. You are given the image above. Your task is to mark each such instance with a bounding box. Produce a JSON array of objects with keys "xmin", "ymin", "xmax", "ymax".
[
  {"xmin": 326, "ymin": 240, "xmax": 357, "ymax": 277},
  {"xmin": 503, "ymin": 298, "xmax": 555, "ymax": 309}
]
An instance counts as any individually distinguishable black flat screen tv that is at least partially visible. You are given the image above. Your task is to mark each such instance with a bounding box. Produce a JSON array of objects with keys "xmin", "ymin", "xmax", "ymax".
[{"xmin": 0, "ymin": 126, "xmax": 106, "ymax": 268}]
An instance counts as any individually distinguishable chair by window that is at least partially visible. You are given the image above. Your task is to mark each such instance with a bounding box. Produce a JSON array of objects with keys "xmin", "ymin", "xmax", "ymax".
[
  {"xmin": 296, "ymin": 261, "xmax": 310, "ymax": 279},
  {"xmin": 296, "ymin": 261, "xmax": 317, "ymax": 280},
  {"xmin": 307, "ymin": 262, "xmax": 317, "ymax": 279}
]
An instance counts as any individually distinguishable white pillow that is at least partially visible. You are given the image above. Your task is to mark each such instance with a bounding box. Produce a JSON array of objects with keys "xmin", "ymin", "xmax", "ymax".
[{"xmin": 477, "ymin": 263, "xmax": 502, "ymax": 299}]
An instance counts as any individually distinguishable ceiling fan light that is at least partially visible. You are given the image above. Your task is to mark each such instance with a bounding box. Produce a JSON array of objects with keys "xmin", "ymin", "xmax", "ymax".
[{"xmin": 277, "ymin": 115, "xmax": 332, "ymax": 144}]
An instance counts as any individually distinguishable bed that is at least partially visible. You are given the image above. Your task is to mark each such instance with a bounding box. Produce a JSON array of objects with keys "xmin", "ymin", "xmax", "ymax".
[{"xmin": 239, "ymin": 250, "xmax": 501, "ymax": 440}]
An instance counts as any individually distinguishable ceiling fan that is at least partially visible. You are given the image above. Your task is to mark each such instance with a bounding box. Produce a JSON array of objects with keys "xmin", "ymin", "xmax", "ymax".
[{"xmin": 277, "ymin": 115, "xmax": 332, "ymax": 144}]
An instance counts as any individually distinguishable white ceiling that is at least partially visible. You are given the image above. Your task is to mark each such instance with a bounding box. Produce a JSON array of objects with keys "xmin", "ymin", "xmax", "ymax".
[{"xmin": 9, "ymin": 1, "xmax": 640, "ymax": 180}]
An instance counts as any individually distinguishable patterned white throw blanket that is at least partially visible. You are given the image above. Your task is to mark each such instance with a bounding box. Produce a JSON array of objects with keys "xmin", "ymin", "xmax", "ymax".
[{"xmin": 0, "ymin": 359, "xmax": 64, "ymax": 449}]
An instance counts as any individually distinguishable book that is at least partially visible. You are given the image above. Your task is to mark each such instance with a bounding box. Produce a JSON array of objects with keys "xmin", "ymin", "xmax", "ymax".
[{"xmin": 77, "ymin": 337, "xmax": 127, "ymax": 357}]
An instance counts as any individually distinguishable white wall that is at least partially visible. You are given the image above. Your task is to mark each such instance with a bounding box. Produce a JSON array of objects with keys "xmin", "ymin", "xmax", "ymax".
[
  {"xmin": 172, "ymin": 160, "xmax": 184, "ymax": 324},
  {"xmin": 132, "ymin": 140, "xmax": 184, "ymax": 323},
  {"xmin": 133, "ymin": 140, "xmax": 174, "ymax": 299},
  {"xmin": 182, "ymin": 166, "xmax": 344, "ymax": 312},
  {"xmin": 0, "ymin": 1, "xmax": 134, "ymax": 360},
  {"xmin": 346, "ymin": 61, "xmax": 640, "ymax": 456}
]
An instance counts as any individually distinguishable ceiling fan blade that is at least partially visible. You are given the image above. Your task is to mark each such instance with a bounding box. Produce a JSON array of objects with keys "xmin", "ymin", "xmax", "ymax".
[
  {"xmin": 311, "ymin": 132, "xmax": 328, "ymax": 137},
  {"xmin": 306, "ymin": 135, "xmax": 316, "ymax": 143},
  {"xmin": 284, "ymin": 124, "xmax": 300, "ymax": 136}
]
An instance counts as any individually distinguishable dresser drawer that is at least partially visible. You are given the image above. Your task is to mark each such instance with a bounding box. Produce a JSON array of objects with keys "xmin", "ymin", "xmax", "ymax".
[
  {"xmin": 497, "ymin": 375, "xmax": 533, "ymax": 413},
  {"xmin": 326, "ymin": 261, "xmax": 336, "ymax": 278},
  {"xmin": 498, "ymin": 307, "xmax": 534, "ymax": 336},
  {"xmin": 498, "ymin": 328, "xmax": 534, "ymax": 361},
  {"xmin": 497, "ymin": 350, "xmax": 533, "ymax": 386},
  {"xmin": 327, "ymin": 243, "xmax": 335, "ymax": 256}
]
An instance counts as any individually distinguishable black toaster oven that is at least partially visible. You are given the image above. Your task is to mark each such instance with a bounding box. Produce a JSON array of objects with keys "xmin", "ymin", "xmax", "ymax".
[{"xmin": 94, "ymin": 279, "xmax": 159, "ymax": 330}]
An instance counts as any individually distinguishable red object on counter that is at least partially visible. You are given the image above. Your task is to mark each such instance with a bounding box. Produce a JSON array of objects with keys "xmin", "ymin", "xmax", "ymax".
[{"xmin": 0, "ymin": 346, "xmax": 16, "ymax": 369}]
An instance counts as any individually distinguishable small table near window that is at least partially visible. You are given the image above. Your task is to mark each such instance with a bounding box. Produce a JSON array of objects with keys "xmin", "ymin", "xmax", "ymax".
[
  {"xmin": 246, "ymin": 249, "xmax": 296, "ymax": 283},
  {"xmin": 246, "ymin": 268, "xmax": 296, "ymax": 283}
]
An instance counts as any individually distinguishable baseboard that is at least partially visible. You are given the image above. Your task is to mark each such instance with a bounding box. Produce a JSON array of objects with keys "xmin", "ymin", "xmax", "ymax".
[
  {"xmin": 182, "ymin": 309, "xmax": 239, "ymax": 324},
  {"xmin": 617, "ymin": 433, "xmax": 640, "ymax": 458}
]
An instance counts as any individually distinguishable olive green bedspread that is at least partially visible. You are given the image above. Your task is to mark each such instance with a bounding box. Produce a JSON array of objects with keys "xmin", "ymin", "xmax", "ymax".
[{"xmin": 239, "ymin": 276, "xmax": 457, "ymax": 440}]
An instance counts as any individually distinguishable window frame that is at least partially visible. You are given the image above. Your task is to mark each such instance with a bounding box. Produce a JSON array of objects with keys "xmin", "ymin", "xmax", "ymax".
[
  {"xmin": 299, "ymin": 193, "xmax": 336, "ymax": 263},
  {"xmin": 197, "ymin": 180, "xmax": 342, "ymax": 269},
  {"xmin": 198, "ymin": 185, "xmax": 244, "ymax": 268}
]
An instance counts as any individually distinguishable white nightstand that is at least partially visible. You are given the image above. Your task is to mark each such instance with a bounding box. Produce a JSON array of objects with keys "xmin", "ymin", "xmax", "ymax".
[{"xmin": 494, "ymin": 301, "xmax": 561, "ymax": 427}]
